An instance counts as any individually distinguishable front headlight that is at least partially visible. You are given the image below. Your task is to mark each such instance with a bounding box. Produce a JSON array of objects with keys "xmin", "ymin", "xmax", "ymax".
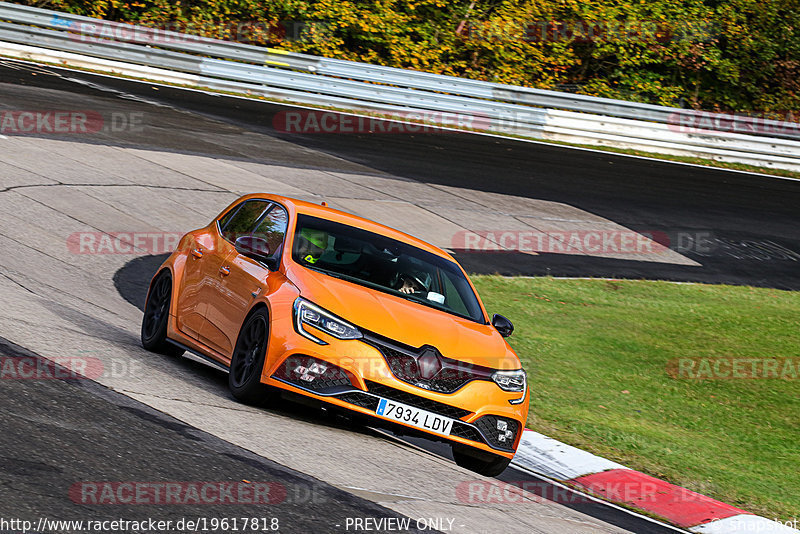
[
  {"xmin": 491, "ymin": 369, "xmax": 526, "ymax": 392},
  {"xmin": 293, "ymin": 298, "xmax": 362, "ymax": 345}
]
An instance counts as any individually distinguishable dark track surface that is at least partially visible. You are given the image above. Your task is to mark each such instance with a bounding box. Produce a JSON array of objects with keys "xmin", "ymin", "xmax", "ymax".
[
  {"xmin": 2, "ymin": 61, "xmax": 796, "ymax": 289},
  {"xmin": 0, "ymin": 336, "xmax": 427, "ymax": 534},
  {"xmin": 3, "ymin": 61, "xmax": 799, "ymax": 289}
]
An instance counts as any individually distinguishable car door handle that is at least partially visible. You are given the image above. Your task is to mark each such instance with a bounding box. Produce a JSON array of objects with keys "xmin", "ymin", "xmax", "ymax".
[
  {"xmin": 219, "ymin": 266, "xmax": 231, "ymax": 276},
  {"xmin": 191, "ymin": 248, "xmax": 203, "ymax": 259}
]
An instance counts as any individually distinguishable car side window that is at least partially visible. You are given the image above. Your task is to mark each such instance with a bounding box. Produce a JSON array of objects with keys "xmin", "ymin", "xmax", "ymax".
[
  {"xmin": 252, "ymin": 204, "xmax": 289, "ymax": 259},
  {"xmin": 217, "ymin": 203, "xmax": 242, "ymax": 231},
  {"xmin": 220, "ymin": 200, "xmax": 271, "ymax": 243}
]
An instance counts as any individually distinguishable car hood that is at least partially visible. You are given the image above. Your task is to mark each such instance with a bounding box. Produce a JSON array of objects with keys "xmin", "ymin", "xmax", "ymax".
[{"xmin": 288, "ymin": 266, "xmax": 520, "ymax": 370}]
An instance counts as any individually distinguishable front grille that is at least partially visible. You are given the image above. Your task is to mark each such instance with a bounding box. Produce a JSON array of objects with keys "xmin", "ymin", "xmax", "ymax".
[
  {"xmin": 365, "ymin": 380, "xmax": 471, "ymax": 420},
  {"xmin": 336, "ymin": 391, "xmax": 380, "ymax": 410},
  {"xmin": 474, "ymin": 415, "xmax": 519, "ymax": 452},
  {"xmin": 380, "ymin": 345, "xmax": 474, "ymax": 393},
  {"xmin": 363, "ymin": 334, "xmax": 494, "ymax": 394},
  {"xmin": 272, "ymin": 355, "xmax": 353, "ymax": 393},
  {"xmin": 451, "ymin": 422, "xmax": 484, "ymax": 443}
]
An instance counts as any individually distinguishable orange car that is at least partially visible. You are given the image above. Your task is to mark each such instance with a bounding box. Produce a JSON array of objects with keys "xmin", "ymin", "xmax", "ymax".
[{"xmin": 141, "ymin": 194, "xmax": 529, "ymax": 476}]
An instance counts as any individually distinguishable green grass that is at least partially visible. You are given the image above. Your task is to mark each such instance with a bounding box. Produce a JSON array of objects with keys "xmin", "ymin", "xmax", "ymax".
[{"xmin": 471, "ymin": 276, "xmax": 800, "ymax": 520}]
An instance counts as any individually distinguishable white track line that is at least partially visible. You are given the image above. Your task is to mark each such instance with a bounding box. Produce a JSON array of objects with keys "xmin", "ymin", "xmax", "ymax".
[{"xmin": 512, "ymin": 429, "xmax": 628, "ymax": 480}]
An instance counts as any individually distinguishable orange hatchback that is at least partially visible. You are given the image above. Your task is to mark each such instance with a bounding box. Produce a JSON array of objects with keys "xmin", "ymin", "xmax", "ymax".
[{"xmin": 142, "ymin": 194, "xmax": 528, "ymax": 476}]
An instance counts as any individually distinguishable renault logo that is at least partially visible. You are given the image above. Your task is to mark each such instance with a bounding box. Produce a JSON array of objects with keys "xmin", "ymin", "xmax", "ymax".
[{"xmin": 417, "ymin": 347, "xmax": 442, "ymax": 380}]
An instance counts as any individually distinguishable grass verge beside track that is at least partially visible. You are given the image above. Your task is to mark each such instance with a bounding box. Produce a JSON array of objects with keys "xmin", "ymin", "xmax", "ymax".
[{"xmin": 472, "ymin": 276, "xmax": 800, "ymax": 521}]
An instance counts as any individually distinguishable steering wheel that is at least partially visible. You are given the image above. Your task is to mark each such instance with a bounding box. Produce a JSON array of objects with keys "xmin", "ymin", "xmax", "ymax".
[{"xmin": 395, "ymin": 273, "xmax": 426, "ymax": 293}]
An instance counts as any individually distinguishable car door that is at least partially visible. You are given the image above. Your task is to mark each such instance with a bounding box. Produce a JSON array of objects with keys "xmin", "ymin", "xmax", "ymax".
[
  {"xmin": 176, "ymin": 200, "xmax": 250, "ymax": 339},
  {"xmin": 198, "ymin": 200, "xmax": 283, "ymax": 357},
  {"xmin": 175, "ymin": 228, "xmax": 230, "ymax": 340}
]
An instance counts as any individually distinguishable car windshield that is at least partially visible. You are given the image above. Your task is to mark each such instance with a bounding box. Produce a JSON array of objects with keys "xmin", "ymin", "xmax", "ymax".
[{"xmin": 292, "ymin": 214, "xmax": 485, "ymax": 323}]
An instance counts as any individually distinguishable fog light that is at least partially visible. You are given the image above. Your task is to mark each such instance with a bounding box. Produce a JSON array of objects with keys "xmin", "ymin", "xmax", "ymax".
[
  {"xmin": 308, "ymin": 362, "xmax": 327, "ymax": 374},
  {"xmin": 498, "ymin": 430, "xmax": 514, "ymax": 443},
  {"xmin": 496, "ymin": 420, "xmax": 508, "ymax": 432},
  {"xmin": 275, "ymin": 355, "xmax": 354, "ymax": 393}
]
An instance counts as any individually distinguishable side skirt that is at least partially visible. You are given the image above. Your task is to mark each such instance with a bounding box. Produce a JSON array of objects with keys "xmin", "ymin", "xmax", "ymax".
[{"xmin": 166, "ymin": 338, "xmax": 230, "ymax": 372}]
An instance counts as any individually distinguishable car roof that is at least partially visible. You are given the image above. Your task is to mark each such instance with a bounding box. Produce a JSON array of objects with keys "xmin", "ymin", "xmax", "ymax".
[{"xmin": 237, "ymin": 193, "xmax": 456, "ymax": 262}]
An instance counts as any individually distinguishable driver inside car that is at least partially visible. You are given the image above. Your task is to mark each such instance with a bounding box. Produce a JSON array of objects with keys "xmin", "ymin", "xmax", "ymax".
[
  {"xmin": 389, "ymin": 263, "xmax": 435, "ymax": 295},
  {"xmin": 396, "ymin": 273, "xmax": 427, "ymax": 294},
  {"xmin": 296, "ymin": 228, "xmax": 329, "ymax": 264}
]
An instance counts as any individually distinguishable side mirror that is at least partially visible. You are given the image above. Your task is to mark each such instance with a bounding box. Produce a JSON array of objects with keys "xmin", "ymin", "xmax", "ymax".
[
  {"xmin": 235, "ymin": 235, "xmax": 272, "ymax": 265},
  {"xmin": 492, "ymin": 314, "xmax": 514, "ymax": 338}
]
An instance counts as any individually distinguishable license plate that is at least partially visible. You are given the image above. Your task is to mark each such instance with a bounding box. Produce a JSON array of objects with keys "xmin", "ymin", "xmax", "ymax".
[{"xmin": 376, "ymin": 398, "xmax": 454, "ymax": 436}]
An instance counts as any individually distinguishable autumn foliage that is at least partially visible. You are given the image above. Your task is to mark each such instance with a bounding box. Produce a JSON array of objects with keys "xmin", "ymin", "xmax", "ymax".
[{"xmin": 27, "ymin": 0, "xmax": 800, "ymax": 115}]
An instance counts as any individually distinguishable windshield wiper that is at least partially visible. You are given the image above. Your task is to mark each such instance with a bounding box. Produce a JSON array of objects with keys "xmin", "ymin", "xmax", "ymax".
[
  {"xmin": 402, "ymin": 293, "xmax": 446, "ymax": 309},
  {"xmin": 306, "ymin": 265, "xmax": 348, "ymax": 281},
  {"xmin": 308, "ymin": 265, "xmax": 376, "ymax": 288}
]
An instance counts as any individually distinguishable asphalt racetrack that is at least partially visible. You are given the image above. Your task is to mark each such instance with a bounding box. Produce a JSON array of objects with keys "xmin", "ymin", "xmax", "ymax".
[
  {"xmin": 13, "ymin": 61, "xmax": 799, "ymax": 289},
  {"xmin": 0, "ymin": 58, "xmax": 797, "ymax": 534}
]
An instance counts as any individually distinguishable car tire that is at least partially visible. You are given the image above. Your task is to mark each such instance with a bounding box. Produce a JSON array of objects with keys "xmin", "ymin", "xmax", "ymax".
[
  {"xmin": 452, "ymin": 445, "xmax": 512, "ymax": 477},
  {"xmin": 141, "ymin": 271, "xmax": 184, "ymax": 357},
  {"xmin": 229, "ymin": 308, "xmax": 276, "ymax": 405}
]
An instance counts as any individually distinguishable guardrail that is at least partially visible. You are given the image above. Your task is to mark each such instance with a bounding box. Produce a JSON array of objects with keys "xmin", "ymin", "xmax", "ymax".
[{"xmin": 1, "ymin": 1, "xmax": 799, "ymax": 172}]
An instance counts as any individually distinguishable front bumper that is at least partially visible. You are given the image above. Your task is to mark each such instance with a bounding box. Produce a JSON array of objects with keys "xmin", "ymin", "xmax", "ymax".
[{"xmin": 261, "ymin": 319, "xmax": 529, "ymax": 458}]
